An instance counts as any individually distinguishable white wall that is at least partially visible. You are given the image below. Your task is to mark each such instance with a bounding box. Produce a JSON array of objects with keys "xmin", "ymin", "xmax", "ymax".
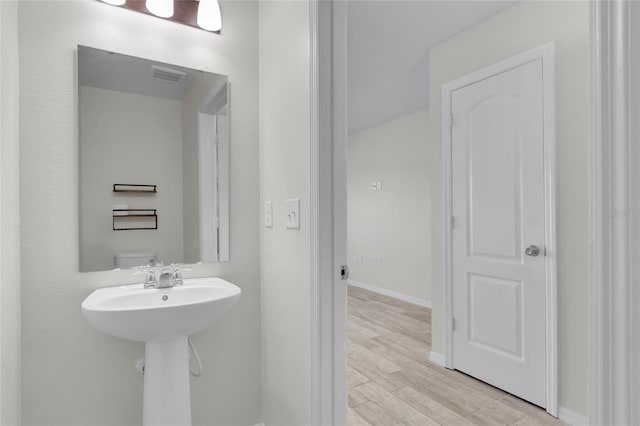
[
  {"xmin": 259, "ymin": 1, "xmax": 312, "ymax": 424},
  {"xmin": 0, "ymin": 1, "xmax": 21, "ymax": 424},
  {"xmin": 634, "ymin": 141, "xmax": 640, "ymax": 424},
  {"xmin": 428, "ymin": 0, "xmax": 589, "ymax": 416},
  {"xmin": 79, "ymin": 86, "xmax": 184, "ymax": 272},
  {"xmin": 348, "ymin": 109, "xmax": 432, "ymax": 304},
  {"xmin": 629, "ymin": 4, "xmax": 640, "ymax": 423},
  {"xmin": 19, "ymin": 1, "xmax": 261, "ymax": 424}
]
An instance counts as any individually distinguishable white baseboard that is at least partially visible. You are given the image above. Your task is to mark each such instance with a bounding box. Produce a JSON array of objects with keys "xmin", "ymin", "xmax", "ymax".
[
  {"xmin": 348, "ymin": 279, "xmax": 431, "ymax": 308},
  {"xmin": 557, "ymin": 407, "xmax": 588, "ymax": 426},
  {"xmin": 429, "ymin": 351, "xmax": 445, "ymax": 367},
  {"xmin": 253, "ymin": 423, "xmax": 265, "ymax": 426}
]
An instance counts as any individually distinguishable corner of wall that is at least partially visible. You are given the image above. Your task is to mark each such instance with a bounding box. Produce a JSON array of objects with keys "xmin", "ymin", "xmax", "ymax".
[{"xmin": 0, "ymin": 1, "xmax": 22, "ymax": 424}]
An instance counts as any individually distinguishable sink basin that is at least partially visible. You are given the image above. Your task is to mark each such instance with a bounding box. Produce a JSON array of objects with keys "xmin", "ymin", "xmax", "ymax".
[
  {"xmin": 82, "ymin": 276, "xmax": 240, "ymax": 425},
  {"xmin": 81, "ymin": 277, "xmax": 241, "ymax": 342}
]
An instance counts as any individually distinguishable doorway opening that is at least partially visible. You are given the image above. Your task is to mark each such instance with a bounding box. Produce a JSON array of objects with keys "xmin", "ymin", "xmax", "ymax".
[{"xmin": 341, "ymin": 1, "xmax": 587, "ymax": 424}]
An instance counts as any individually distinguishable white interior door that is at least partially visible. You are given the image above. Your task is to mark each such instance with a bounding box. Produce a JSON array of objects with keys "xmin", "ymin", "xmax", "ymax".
[
  {"xmin": 198, "ymin": 111, "xmax": 219, "ymax": 262},
  {"xmin": 450, "ymin": 59, "xmax": 547, "ymax": 407}
]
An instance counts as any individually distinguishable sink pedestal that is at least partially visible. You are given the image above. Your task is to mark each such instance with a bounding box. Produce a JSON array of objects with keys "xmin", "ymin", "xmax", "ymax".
[{"xmin": 143, "ymin": 337, "xmax": 191, "ymax": 426}]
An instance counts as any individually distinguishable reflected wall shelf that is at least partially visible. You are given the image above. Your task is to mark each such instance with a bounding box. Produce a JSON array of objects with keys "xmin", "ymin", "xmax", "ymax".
[
  {"xmin": 113, "ymin": 209, "xmax": 158, "ymax": 231},
  {"xmin": 113, "ymin": 184, "xmax": 157, "ymax": 193}
]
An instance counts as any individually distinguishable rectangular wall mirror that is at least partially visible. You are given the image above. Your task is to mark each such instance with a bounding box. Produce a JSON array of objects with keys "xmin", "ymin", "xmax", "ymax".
[{"xmin": 78, "ymin": 45, "xmax": 229, "ymax": 272}]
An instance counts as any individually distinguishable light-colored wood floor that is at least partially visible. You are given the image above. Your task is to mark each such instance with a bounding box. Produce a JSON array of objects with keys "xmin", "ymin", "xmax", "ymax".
[{"xmin": 348, "ymin": 286, "xmax": 564, "ymax": 425}]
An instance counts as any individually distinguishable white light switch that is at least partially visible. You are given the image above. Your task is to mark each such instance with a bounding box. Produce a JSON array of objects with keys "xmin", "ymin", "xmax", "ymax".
[
  {"xmin": 265, "ymin": 201, "xmax": 273, "ymax": 227},
  {"xmin": 285, "ymin": 198, "xmax": 300, "ymax": 229}
]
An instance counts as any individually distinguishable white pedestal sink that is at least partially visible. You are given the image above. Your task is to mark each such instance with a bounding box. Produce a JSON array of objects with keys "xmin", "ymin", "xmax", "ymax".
[{"xmin": 81, "ymin": 277, "xmax": 241, "ymax": 426}]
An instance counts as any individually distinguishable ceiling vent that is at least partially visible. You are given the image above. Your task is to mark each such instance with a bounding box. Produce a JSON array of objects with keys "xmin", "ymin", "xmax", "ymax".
[{"xmin": 151, "ymin": 65, "xmax": 187, "ymax": 82}]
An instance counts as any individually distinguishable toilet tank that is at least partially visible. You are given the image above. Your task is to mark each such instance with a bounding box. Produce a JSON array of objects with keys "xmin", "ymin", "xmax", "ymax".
[{"xmin": 114, "ymin": 252, "xmax": 156, "ymax": 269}]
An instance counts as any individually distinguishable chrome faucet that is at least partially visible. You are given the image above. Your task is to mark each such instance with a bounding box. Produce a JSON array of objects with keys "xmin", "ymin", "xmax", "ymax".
[
  {"xmin": 134, "ymin": 265, "xmax": 192, "ymax": 289},
  {"xmin": 157, "ymin": 269, "xmax": 174, "ymax": 288}
]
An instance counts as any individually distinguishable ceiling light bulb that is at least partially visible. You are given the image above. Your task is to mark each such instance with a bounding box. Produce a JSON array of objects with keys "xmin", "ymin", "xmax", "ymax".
[
  {"xmin": 146, "ymin": 0, "xmax": 174, "ymax": 18},
  {"xmin": 101, "ymin": 0, "xmax": 126, "ymax": 5},
  {"xmin": 197, "ymin": 0, "xmax": 222, "ymax": 32}
]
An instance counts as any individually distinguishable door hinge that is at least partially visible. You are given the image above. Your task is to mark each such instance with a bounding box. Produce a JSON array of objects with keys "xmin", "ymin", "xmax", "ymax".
[
  {"xmin": 449, "ymin": 112, "xmax": 458, "ymax": 129},
  {"xmin": 340, "ymin": 265, "xmax": 349, "ymax": 281},
  {"xmin": 450, "ymin": 216, "xmax": 455, "ymax": 230},
  {"xmin": 452, "ymin": 317, "xmax": 457, "ymax": 332}
]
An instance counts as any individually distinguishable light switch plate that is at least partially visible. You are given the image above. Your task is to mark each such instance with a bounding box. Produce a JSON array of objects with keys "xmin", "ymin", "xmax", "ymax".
[
  {"xmin": 265, "ymin": 201, "xmax": 273, "ymax": 227},
  {"xmin": 285, "ymin": 198, "xmax": 300, "ymax": 229}
]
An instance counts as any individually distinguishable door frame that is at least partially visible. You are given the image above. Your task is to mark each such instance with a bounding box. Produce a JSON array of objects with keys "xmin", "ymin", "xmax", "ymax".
[
  {"xmin": 441, "ymin": 43, "xmax": 557, "ymax": 416},
  {"xmin": 588, "ymin": 1, "xmax": 637, "ymax": 424},
  {"xmin": 197, "ymin": 83, "xmax": 229, "ymax": 263},
  {"xmin": 310, "ymin": 0, "xmax": 349, "ymax": 425},
  {"xmin": 312, "ymin": 2, "xmax": 635, "ymax": 425}
]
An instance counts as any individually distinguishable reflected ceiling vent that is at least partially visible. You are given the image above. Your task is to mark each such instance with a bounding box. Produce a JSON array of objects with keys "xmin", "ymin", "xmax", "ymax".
[{"xmin": 151, "ymin": 65, "xmax": 187, "ymax": 82}]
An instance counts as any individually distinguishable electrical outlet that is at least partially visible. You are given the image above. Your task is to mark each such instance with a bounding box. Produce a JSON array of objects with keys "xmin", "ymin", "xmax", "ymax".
[
  {"xmin": 371, "ymin": 181, "xmax": 383, "ymax": 191},
  {"xmin": 265, "ymin": 201, "xmax": 273, "ymax": 227}
]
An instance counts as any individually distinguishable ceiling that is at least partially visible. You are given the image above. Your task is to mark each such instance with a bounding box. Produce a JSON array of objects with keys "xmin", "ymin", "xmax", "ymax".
[
  {"xmin": 78, "ymin": 45, "xmax": 199, "ymax": 100},
  {"xmin": 348, "ymin": 0, "xmax": 517, "ymax": 132}
]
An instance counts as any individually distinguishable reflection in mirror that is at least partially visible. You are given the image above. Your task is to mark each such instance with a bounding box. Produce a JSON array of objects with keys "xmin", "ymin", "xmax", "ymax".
[{"xmin": 78, "ymin": 46, "xmax": 229, "ymax": 272}]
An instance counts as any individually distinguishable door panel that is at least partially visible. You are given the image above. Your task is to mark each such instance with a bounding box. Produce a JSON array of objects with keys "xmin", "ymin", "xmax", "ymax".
[
  {"xmin": 468, "ymin": 274, "xmax": 523, "ymax": 359},
  {"xmin": 451, "ymin": 59, "xmax": 546, "ymax": 407},
  {"xmin": 467, "ymin": 96, "xmax": 521, "ymax": 260}
]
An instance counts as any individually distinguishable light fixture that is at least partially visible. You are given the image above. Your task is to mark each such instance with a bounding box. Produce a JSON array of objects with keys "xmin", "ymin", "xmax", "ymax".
[
  {"xmin": 97, "ymin": 0, "xmax": 220, "ymax": 33},
  {"xmin": 146, "ymin": 0, "xmax": 174, "ymax": 18},
  {"xmin": 197, "ymin": 0, "xmax": 222, "ymax": 32}
]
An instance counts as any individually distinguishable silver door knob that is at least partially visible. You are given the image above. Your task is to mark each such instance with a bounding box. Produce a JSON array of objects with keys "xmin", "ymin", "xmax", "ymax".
[{"xmin": 525, "ymin": 245, "xmax": 540, "ymax": 257}]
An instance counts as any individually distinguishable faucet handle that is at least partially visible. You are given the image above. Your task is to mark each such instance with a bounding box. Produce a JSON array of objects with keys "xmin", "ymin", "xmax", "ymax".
[
  {"xmin": 132, "ymin": 267, "xmax": 157, "ymax": 289},
  {"xmin": 170, "ymin": 264, "xmax": 192, "ymax": 286}
]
